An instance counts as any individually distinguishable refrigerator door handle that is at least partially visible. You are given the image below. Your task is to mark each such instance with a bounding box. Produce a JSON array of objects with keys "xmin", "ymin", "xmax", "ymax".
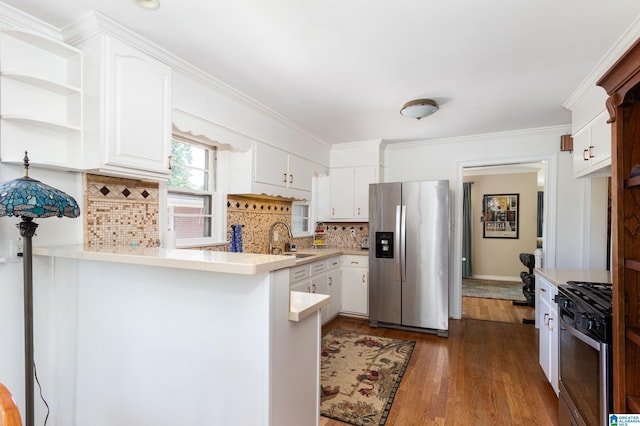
[
  {"xmin": 400, "ymin": 205, "xmax": 407, "ymax": 281},
  {"xmin": 395, "ymin": 205, "xmax": 402, "ymax": 281}
]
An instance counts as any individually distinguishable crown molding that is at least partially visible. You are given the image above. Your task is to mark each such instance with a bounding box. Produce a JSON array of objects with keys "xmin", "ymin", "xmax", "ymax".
[
  {"xmin": 61, "ymin": 12, "xmax": 329, "ymax": 149},
  {"xmin": 385, "ymin": 124, "xmax": 571, "ymax": 150},
  {"xmin": 0, "ymin": 2, "xmax": 62, "ymax": 39},
  {"xmin": 564, "ymin": 16, "xmax": 640, "ymax": 109}
]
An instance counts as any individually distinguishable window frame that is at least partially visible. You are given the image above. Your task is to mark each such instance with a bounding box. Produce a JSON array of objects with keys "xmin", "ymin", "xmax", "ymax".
[
  {"xmin": 166, "ymin": 135, "xmax": 220, "ymax": 247},
  {"xmin": 292, "ymin": 201, "xmax": 313, "ymax": 237}
]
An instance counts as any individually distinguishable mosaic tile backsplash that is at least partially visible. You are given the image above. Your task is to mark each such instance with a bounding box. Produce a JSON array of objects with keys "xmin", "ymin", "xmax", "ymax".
[
  {"xmin": 85, "ymin": 174, "xmax": 160, "ymax": 248},
  {"xmin": 82, "ymin": 174, "xmax": 368, "ymax": 252}
]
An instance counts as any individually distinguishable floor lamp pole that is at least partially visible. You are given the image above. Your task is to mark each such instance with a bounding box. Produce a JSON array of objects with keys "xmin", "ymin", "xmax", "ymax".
[{"xmin": 19, "ymin": 218, "xmax": 37, "ymax": 426}]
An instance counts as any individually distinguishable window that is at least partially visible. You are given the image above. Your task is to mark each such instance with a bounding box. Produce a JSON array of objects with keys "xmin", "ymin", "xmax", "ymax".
[
  {"xmin": 167, "ymin": 136, "xmax": 216, "ymax": 245},
  {"xmin": 292, "ymin": 202, "xmax": 311, "ymax": 236}
]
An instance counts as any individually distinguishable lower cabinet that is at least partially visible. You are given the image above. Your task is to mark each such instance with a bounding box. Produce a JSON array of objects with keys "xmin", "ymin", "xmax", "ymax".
[
  {"xmin": 289, "ymin": 256, "xmax": 342, "ymax": 325},
  {"xmin": 341, "ymin": 255, "xmax": 369, "ymax": 317},
  {"xmin": 537, "ymin": 275, "xmax": 559, "ymax": 395}
]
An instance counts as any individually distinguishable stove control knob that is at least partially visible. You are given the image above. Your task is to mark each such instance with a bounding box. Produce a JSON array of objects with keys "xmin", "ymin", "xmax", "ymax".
[{"xmin": 579, "ymin": 313, "xmax": 594, "ymax": 330}]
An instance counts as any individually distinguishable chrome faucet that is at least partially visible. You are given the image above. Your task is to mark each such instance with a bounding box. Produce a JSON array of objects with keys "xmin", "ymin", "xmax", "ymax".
[{"xmin": 269, "ymin": 221, "xmax": 293, "ymax": 254}]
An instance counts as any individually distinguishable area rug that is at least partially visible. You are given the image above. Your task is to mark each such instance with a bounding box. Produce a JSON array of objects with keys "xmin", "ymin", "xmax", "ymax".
[
  {"xmin": 462, "ymin": 277, "xmax": 526, "ymax": 301},
  {"xmin": 320, "ymin": 329, "xmax": 415, "ymax": 425}
]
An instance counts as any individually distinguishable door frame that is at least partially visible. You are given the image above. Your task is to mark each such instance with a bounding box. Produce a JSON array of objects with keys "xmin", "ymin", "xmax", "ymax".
[{"xmin": 451, "ymin": 153, "xmax": 558, "ymax": 319}]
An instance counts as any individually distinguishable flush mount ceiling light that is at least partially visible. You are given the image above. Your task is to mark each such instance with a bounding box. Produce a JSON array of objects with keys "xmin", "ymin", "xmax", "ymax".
[
  {"xmin": 400, "ymin": 99, "xmax": 439, "ymax": 120},
  {"xmin": 132, "ymin": 0, "xmax": 160, "ymax": 10}
]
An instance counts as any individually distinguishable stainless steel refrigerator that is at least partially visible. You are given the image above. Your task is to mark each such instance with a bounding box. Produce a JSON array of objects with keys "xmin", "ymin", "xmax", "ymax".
[{"xmin": 368, "ymin": 180, "xmax": 449, "ymax": 336}]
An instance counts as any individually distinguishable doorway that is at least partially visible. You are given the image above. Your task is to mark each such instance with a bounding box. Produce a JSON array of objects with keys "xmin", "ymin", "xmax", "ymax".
[{"xmin": 451, "ymin": 154, "xmax": 558, "ymax": 322}]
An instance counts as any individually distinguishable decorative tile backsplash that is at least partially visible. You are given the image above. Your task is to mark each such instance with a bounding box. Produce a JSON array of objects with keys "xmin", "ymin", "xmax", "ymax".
[
  {"xmin": 84, "ymin": 174, "xmax": 160, "ymax": 248},
  {"xmin": 226, "ymin": 195, "xmax": 313, "ymax": 254},
  {"xmin": 82, "ymin": 175, "xmax": 368, "ymax": 253}
]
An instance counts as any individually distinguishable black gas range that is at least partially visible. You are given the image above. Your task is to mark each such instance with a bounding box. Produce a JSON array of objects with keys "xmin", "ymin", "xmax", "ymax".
[
  {"xmin": 555, "ymin": 280, "xmax": 612, "ymax": 344},
  {"xmin": 554, "ymin": 280, "xmax": 613, "ymax": 426}
]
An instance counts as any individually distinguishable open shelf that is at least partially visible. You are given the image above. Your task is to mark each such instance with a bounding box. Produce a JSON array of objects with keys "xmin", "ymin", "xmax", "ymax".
[
  {"xmin": 627, "ymin": 396, "xmax": 640, "ymax": 414},
  {"xmin": 1, "ymin": 72, "xmax": 81, "ymax": 95},
  {"xmin": 627, "ymin": 327, "xmax": 640, "ymax": 347},
  {"xmin": 624, "ymin": 258, "xmax": 640, "ymax": 272},
  {"xmin": 625, "ymin": 175, "xmax": 640, "ymax": 188}
]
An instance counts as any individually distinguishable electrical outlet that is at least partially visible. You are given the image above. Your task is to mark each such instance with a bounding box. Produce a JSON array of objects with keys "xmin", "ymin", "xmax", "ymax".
[{"xmin": 350, "ymin": 229, "xmax": 356, "ymax": 237}]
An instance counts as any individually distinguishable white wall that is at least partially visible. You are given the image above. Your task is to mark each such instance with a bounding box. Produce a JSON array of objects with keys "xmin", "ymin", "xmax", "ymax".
[{"xmin": 383, "ymin": 125, "xmax": 599, "ymax": 318}]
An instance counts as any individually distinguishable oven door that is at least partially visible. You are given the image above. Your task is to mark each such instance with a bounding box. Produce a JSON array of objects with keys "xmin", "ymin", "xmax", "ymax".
[{"xmin": 559, "ymin": 314, "xmax": 611, "ymax": 426}]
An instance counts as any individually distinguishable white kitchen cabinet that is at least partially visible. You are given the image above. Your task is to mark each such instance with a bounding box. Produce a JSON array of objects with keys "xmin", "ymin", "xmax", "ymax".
[
  {"xmin": 0, "ymin": 28, "xmax": 83, "ymax": 169},
  {"xmin": 538, "ymin": 275, "xmax": 559, "ymax": 395},
  {"xmin": 254, "ymin": 142, "xmax": 314, "ymax": 192},
  {"xmin": 572, "ymin": 110, "xmax": 611, "ymax": 178},
  {"xmin": 228, "ymin": 141, "xmax": 322, "ymax": 199},
  {"xmin": 75, "ymin": 33, "xmax": 172, "ymax": 180},
  {"xmin": 326, "ymin": 257, "xmax": 342, "ymax": 321},
  {"xmin": 289, "ymin": 257, "xmax": 341, "ymax": 324},
  {"xmin": 329, "ymin": 166, "xmax": 376, "ymax": 220},
  {"xmin": 340, "ymin": 255, "xmax": 369, "ymax": 317}
]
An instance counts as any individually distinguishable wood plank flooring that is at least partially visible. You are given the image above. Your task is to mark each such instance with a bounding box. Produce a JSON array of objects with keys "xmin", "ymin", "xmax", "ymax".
[
  {"xmin": 462, "ymin": 296, "xmax": 535, "ymax": 324},
  {"xmin": 320, "ymin": 316, "xmax": 558, "ymax": 426}
]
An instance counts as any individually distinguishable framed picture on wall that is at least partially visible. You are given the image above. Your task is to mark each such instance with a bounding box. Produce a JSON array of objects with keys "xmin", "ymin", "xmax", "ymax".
[{"xmin": 482, "ymin": 193, "xmax": 519, "ymax": 239}]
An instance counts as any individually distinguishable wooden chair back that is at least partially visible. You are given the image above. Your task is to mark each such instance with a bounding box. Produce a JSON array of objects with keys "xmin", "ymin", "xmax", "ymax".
[{"xmin": 0, "ymin": 383, "xmax": 22, "ymax": 426}]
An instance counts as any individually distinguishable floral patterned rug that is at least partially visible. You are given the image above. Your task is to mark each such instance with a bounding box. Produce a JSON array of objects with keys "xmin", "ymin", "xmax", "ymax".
[{"xmin": 320, "ymin": 329, "xmax": 415, "ymax": 425}]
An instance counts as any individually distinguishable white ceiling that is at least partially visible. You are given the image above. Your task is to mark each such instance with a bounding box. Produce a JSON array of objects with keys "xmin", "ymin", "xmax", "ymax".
[{"xmin": 4, "ymin": 0, "xmax": 640, "ymax": 145}]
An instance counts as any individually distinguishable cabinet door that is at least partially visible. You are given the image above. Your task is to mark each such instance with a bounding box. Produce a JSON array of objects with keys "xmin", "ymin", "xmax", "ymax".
[
  {"xmin": 353, "ymin": 166, "xmax": 376, "ymax": 220},
  {"xmin": 327, "ymin": 269, "xmax": 341, "ymax": 320},
  {"xmin": 287, "ymin": 154, "xmax": 314, "ymax": 192},
  {"xmin": 291, "ymin": 279, "xmax": 311, "ymax": 294},
  {"xmin": 106, "ymin": 38, "xmax": 171, "ymax": 175},
  {"xmin": 311, "ymin": 274, "xmax": 328, "ymax": 323},
  {"xmin": 589, "ymin": 111, "xmax": 611, "ymax": 169},
  {"xmin": 254, "ymin": 143, "xmax": 288, "ymax": 187},
  {"xmin": 548, "ymin": 285, "xmax": 559, "ymax": 395},
  {"xmin": 341, "ymin": 267, "xmax": 368, "ymax": 316},
  {"xmin": 330, "ymin": 168, "xmax": 354, "ymax": 219},
  {"xmin": 538, "ymin": 295, "xmax": 551, "ymax": 381}
]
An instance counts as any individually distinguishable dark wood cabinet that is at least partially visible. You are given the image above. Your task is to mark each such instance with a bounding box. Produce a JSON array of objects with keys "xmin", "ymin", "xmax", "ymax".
[{"xmin": 598, "ymin": 37, "xmax": 640, "ymax": 414}]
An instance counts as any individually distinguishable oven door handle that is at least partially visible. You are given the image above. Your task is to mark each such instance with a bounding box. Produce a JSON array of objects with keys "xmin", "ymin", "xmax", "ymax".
[{"xmin": 562, "ymin": 318, "xmax": 600, "ymax": 351}]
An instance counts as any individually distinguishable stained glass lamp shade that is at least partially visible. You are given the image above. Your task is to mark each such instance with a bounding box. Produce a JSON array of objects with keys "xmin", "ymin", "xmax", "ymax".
[{"xmin": 0, "ymin": 152, "xmax": 79, "ymax": 426}]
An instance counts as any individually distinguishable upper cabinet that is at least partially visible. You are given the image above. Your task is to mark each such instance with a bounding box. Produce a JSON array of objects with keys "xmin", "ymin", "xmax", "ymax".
[
  {"xmin": 74, "ymin": 33, "xmax": 172, "ymax": 180},
  {"xmin": 329, "ymin": 166, "xmax": 376, "ymax": 220},
  {"xmin": 0, "ymin": 28, "xmax": 83, "ymax": 168},
  {"xmin": 254, "ymin": 143, "xmax": 314, "ymax": 192},
  {"xmin": 566, "ymin": 84, "xmax": 611, "ymax": 178},
  {"xmin": 227, "ymin": 141, "xmax": 324, "ymax": 199}
]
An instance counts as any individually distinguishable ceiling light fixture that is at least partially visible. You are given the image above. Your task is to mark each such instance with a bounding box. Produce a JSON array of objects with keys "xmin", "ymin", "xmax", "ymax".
[
  {"xmin": 400, "ymin": 99, "xmax": 439, "ymax": 120},
  {"xmin": 132, "ymin": 0, "xmax": 160, "ymax": 10}
]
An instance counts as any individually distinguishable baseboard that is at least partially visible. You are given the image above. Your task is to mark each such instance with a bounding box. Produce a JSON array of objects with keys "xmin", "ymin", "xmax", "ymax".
[{"xmin": 468, "ymin": 274, "xmax": 521, "ymax": 282}]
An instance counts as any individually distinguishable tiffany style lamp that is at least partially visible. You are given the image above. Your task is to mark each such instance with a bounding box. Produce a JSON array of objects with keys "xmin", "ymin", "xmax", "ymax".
[{"xmin": 0, "ymin": 152, "xmax": 80, "ymax": 426}]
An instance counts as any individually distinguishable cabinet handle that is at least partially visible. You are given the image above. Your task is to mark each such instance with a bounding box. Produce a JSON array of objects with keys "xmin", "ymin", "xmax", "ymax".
[
  {"xmin": 312, "ymin": 284, "xmax": 316, "ymax": 293},
  {"xmin": 548, "ymin": 317, "xmax": 554, "ymax": 331},
  {"xmin": 289, "ymin": 174, "xmax": 293, "ymax": 183},
  {"xmin": 543, "ymin": 312, "xmax": 549, "ymax": 326},
  {"xmin": 357, "ymin": 207, "xmax": 360, "ymax": 215},
  {"xmin": 362, "ymin": 274, "xmax": 366, "ymax": 283},
  {"xmin": 307, "ymin": 286, "xmax": 311, "ymax": 293},
  {"xmin": 588, "ymin": 145, "xmax": 595, "ymax": 158},
  {"xmin": 331, "ymin": 208, "xmax": 335, "ymax": 215},
  {"xmin": 583, "ymin": 149, "xmax": 589, "ymax": 161},
  {"xmin": 283, "ymin": 173, "xmax": 287, "ymax": 183},
  {"xmin": 540, "ymin": 288, "xmax": 546, "ymax": 293},
  {"xmin": 168, "ymin": 155, "xmax": 172, "ymax": 170},
  {"xmin": 328, "ymin": 277, "xmax": 332, "ymax": 286}
]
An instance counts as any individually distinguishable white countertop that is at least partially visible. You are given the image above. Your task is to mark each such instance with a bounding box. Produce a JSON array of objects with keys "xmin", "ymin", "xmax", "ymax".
[
  {"xmin": 289, "ymin": 291, "xmax": 331, "ymax": 322},
  {"xmin": 285, "ymin": 247, "xmax": 368, "ymax": 265},
  {"xmin": 535, "ymin": 268, "xmax": 612, "ymax": 287},
  {"xmin": 33, "ymin": 245, "xmax": 296, "ymax": 275}
]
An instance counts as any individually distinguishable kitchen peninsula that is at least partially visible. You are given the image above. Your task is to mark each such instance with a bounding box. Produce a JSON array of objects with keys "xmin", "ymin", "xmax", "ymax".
[{"xmin": 31, "ymin": 245, "xmax": 328, "ymax": 426}]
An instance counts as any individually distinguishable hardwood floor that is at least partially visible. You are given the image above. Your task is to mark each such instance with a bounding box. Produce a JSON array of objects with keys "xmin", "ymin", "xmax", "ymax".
[
  {"xmin": 462, "ymin": 296, "xmax": 535, "ymax": 324},
  {"xmin": 320, "ymin": 316, "xmax": 558, "ymax": 426}
]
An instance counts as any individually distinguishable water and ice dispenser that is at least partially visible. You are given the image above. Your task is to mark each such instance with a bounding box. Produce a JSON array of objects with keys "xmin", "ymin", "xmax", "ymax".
[{"xmin": 375, "ymin": 232, "xmax": 394, "ymax": 259}]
